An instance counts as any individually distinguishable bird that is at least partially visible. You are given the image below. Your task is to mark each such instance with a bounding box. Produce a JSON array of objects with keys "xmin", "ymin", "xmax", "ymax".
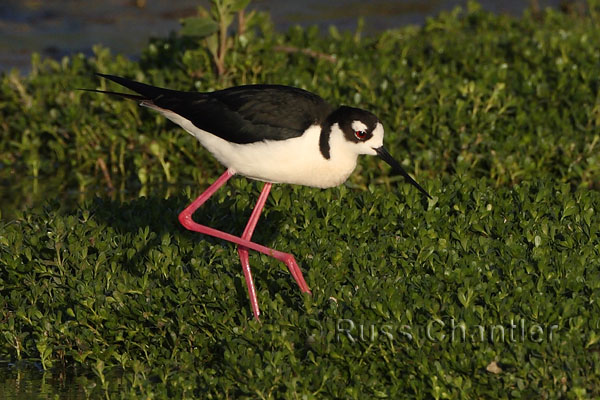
[{"xmin": 85, "ymin": 73, "xmax": 431, "ymax": 320}]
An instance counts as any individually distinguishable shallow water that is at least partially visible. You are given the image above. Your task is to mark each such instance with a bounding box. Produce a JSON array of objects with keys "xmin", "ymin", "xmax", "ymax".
[
  {"xmin": 0, "ymin": 0, "xmax": 561, "ymax": 72},
  {"xmin": 0, "ymin": 361, "xmax": 124, "ymax": 399}
]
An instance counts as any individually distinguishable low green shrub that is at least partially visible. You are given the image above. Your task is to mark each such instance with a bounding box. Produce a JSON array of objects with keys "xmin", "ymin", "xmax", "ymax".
[{"xmin": 1, "ymin": 1, "xmax": 599, "ymax": 398}]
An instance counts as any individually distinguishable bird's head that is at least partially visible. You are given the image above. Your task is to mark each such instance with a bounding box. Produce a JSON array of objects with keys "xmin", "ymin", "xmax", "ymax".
[
  {"xmin": 327, "ymin": 106, "xmax": 383, "ymax": 156},
  {"xmin": 327, "ymin": 106, "xmax": 431, "ymax": 199}
]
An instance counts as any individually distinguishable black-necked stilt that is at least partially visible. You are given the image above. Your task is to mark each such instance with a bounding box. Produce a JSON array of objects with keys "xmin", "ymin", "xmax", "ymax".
[{"xmin": 87, "ymin": 73, "xmax": 431, "ymax": 320}]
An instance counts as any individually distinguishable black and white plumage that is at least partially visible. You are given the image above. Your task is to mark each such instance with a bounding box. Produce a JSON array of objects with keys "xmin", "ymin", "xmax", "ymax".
[
  {"xmin": 88, "ymin": 73, "xmax": 430, "ymax": 196},
  {"xmin": 86, "ymin": 73, "xmax": 431, "ymax": 320}
]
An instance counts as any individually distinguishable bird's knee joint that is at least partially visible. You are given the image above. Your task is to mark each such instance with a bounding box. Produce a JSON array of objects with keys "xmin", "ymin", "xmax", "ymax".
[{"xmin": 178, "ymin": 212, "xmax": 193, "ymax": 228}]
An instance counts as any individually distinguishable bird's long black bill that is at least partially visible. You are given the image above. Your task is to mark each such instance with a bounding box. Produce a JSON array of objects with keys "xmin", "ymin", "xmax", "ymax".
[{"xmin": 375, "ymin": 146, "xmax": 432, "ymax": 199}]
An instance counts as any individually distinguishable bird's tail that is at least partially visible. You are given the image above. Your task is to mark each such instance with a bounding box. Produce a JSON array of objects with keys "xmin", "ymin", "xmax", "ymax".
[
  {"xmin": 78, "ymin": 88, "xmax": 147, "ymax": 101},
  {"xmin": 80, "ymin": 73, "xmax": 175, "ymax": 100}
]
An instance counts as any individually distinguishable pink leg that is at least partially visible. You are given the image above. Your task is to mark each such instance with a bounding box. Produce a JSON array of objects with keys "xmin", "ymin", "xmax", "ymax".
[
  {"xmin": 178, "ymin": 169, "xmax": 311, "ymax": 320},
  {"xmin": 237, "ymin": 182, "xmax": 272, "ymax": 320}
]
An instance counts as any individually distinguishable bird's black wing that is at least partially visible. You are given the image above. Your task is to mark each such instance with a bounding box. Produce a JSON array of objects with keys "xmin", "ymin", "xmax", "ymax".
[
  {"xmin": 154, "ymin": 85, "xmax": 334, "ymax": 144},
  {"xmin": 94, "ymin": 74, "xmax": 333, "ymax": 144}
]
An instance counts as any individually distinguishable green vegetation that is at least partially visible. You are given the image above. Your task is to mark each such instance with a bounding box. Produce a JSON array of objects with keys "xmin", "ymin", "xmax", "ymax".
[{"xmin": 1, "ymin": 1, "xmax": 600, "ymax": 398}]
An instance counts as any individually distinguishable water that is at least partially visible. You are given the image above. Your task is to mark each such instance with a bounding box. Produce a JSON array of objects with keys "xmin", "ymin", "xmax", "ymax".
[
  {"xmin": 0, "ymin": 361, "xmax": 124, "ymax": 399},
  {"xmin": 0, "ymin": 0, "xmax": 562, "ymax": 72},
  {"xmin": 0, "ymin": 363, "xmax": 82, "ymax": 399}
]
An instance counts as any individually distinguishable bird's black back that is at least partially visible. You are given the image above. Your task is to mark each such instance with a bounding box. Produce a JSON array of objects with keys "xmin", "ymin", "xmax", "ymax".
[{"xmin": 96, "ymin": 74, "xmax": 334, "ymax": 144}]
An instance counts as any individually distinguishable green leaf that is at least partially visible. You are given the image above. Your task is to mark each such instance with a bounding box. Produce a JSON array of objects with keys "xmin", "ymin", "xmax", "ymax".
[
  {"xmin": 230, "ymin": 0, "xmax": 251, "ymax": 12},
  {"xmin": 179, "ymin": 17, "xmax": 219, "ymax": 38}
]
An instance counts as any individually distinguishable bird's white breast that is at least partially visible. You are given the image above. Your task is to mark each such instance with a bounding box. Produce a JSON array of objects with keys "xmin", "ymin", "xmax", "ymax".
[{"xmin": 156, "ymin": 109, "xmax": 359, "ymax": 188}]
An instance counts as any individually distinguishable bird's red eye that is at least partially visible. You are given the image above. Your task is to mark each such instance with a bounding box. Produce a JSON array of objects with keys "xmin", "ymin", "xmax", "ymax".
[{"xmin": 355, "ymin": 130, "xmax": 367, "ymax": 140}]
